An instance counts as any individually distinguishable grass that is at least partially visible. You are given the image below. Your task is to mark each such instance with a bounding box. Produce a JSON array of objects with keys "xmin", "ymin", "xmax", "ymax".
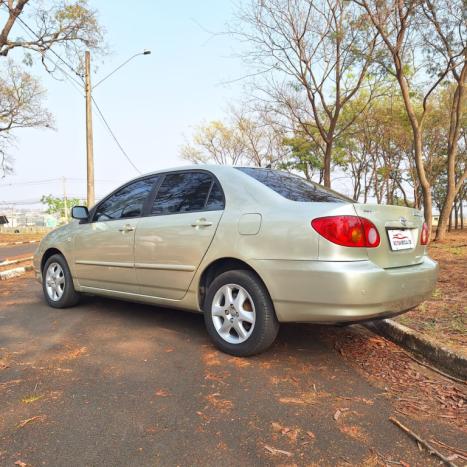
[{"xmin": 21, "ymin": 394, "xmax": 44, "ymax": 404}]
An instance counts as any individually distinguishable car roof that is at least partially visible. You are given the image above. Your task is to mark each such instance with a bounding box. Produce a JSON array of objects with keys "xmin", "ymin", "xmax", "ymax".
[{"xmin": 140, "ymin": 164, "xmax": 237, "ymax": 177}]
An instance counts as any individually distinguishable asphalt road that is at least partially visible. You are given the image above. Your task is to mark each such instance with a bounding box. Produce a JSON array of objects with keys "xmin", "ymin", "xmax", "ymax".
[
  {"xmin": 1, "ymin": 273, "xmax": 465, "ymax": 467},
  {"xmin": 0, "ymin": 243, "xmax": 37, "ymax": 261}
]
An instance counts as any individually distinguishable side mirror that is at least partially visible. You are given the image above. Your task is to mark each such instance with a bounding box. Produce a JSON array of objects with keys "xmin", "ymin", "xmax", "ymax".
[{"xmin": 71, "ymin": 206, "xmax": 89, "ymax": 221}]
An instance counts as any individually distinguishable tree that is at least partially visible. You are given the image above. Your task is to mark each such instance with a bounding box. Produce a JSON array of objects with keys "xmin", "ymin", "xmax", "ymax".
[
  {"xmin": 352, "ymin": 0, "xmax": 466, "ymax": 240},
  {"xmin": 233, "ymin": 0, "xmax": 379, "ymax": 187},
  {"xmin": 0, "ymin": 0, "xmax": 104, "ymax": 174},
  {"xmin": 181, "ymin": 108, "xmax": 287, "ymax": 167},
  {"xmin": 0, "ymin": 0, "xmax": 103, "ymax": 70},
  {"xmin": 41, "ymin": 193, "xmax": 83, "ymax": 219},
  {"xmin": 0, "ymin": 59, "xmax": 52, "ymax": 176},
  {"xmin": 339, "ymin": 87, "xmax": 415, "ymax": 205},
  {"xmin": 281, "ymin": 132, "xmax": 323, "ymax": 182}
]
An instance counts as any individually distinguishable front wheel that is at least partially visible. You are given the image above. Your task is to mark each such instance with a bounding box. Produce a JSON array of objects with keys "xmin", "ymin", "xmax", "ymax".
[
  {"xmin": 204, "ymin": 270, "xmax": 279, "ymax": 357},
  {"xmin": 42, "ymin": 254, "xmax": 80, "ymax": 308}
]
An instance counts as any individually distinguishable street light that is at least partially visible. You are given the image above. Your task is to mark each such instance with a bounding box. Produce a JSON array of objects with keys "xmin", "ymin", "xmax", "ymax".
[
  {"xmin": 93, "ymin": 50, "xmax": 152, "ymax": 89},
  {"xmin": 85, "ymin": 49, "xmax": 151, "ymax": 206}
]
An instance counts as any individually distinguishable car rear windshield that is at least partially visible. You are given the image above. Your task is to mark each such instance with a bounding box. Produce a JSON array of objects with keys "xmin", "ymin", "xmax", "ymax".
[{"xmin": 236, "ymin": 168, "xmax": 351, "ymax": 203}]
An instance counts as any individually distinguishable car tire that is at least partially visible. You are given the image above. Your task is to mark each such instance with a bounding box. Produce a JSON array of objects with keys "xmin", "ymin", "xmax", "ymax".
[
  {"xmin": 42, "ymin": 254, "xmax": 80, "ymax": 308},
  {"xmin": 204, "ymin": 269, "xmax": 279, "ymax": 357}
]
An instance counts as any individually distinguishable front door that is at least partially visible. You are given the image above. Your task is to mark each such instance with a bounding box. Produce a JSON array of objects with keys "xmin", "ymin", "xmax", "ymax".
[
  {"xmin": 74, "ymin": 177, "xmax": 158, "ymax": 293},
  {"xmin": 135, "ymin": 171, "xmax": 225, "ymax": 299}
]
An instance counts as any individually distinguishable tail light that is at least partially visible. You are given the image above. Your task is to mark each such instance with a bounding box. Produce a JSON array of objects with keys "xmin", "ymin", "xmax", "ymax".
[
  {"xmin": 311, "ymin": 215, "xmax": 380, "ymax": 248},
  {"xmin": 420, "ymin": 222, "xmax": 429, "ymax": 245}
]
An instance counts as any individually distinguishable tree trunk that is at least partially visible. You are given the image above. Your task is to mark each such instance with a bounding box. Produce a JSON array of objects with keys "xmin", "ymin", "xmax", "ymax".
[
  {"xmin": 412, "ymin": 134, "xmax": 433, "ymax": 235},
  {"xmin": 435, "ymin": 182, "xmax": 464, "ymax": 240},
  {"xmin": 435, "ymin": 64, "xmax": 466, "ymax": 240},
  {"xmin": 461, "ymin": 198, "xmax": 464, "ymax": 230},
  {"xmin": 323, "ymin": 141, "xmax": 332, "ymax": 188}
]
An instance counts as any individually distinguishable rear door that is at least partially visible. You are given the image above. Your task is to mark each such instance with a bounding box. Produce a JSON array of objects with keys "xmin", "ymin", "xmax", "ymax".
[
  {"xmin": 134, "ymin": 171, "xmax": 225, "ymax": 299},
  {"xmin": 353, "ymin": 204, "xmax": 425, "ymax": 269},
  {"xmin": 74, "ymin": 177, "xmax": 158, "ymax": 293}
]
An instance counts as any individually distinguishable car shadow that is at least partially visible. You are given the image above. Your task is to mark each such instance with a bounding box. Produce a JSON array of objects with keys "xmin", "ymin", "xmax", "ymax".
[{"xmin": 76, "ymin": 293, "xmax": 350, "ymax": 358}]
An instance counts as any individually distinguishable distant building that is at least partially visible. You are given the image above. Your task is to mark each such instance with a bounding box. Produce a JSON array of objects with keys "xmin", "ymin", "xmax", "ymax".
[{"xmin": 0, "ymin": 209, "xmax": 59, "ymax": 229}]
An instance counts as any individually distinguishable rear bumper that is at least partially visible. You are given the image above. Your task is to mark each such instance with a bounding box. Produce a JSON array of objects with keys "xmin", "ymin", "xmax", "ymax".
[{"xmin": 250, "ymin": 256, "xmax": 438, "ymax": 323}]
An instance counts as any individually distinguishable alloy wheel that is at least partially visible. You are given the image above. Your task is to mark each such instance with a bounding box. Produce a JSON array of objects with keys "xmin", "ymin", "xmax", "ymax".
[
  {"xmin": 45, "ymin": 262, "xmax": 65, "ymax": 302},
  {"xmin": 211, "ymin": 283, "xmax": 256, "ymax": 344}
]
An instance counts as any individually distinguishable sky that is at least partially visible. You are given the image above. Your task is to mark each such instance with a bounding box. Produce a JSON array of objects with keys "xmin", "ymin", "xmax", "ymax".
[{"xmin": 0, "ymin": 0, "xmax": 249, "ymax": 208}]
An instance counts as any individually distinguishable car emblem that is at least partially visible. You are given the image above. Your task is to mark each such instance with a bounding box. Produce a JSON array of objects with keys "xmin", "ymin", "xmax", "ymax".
[{"xmin": 400, "ymin": 216, "xmax": 407, "ymax": 226}]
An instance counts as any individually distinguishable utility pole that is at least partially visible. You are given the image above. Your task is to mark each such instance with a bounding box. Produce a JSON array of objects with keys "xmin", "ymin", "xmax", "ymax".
[
  {"xmin": 85, "ymin": 50, "xmax": 95, "ymax": 207},
  {"xmin": 62, "ymin": 176, "xmax": 68, "ymax": 222}
]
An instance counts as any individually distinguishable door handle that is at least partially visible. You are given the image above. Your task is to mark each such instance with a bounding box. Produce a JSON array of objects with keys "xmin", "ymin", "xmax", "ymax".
[
  {"xmin": 118, "ymin": 224, "xmax": 135, "ymax": 232},
  {"xmin": 191, "ymin": 218, "xmax": 213, "ymax": 228}
]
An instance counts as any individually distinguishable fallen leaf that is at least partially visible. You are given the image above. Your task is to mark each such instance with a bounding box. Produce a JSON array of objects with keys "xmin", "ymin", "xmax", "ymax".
[
  {"xmin": 16, "ymin": 415, "xmax": 45, "ymax": 429},
  {"xmin": 272, "ymin": 422, "xmax": 283, "ymax": 433},
  {"xmin": 279, "ymin": 397, "xmax": 305, "ymax": 405},
  {"xmin": 155, "ymin": 389, "xmax": 170, "ymax": 397},
  {"xmin": 306, "ymin": 431, "xmax": 315, "ymax": 439},
  {"xmin": 14, "ymin": 461, "xmax": 28, "ymax": 467},
  {"xmin": 333, "ymin": 408, "xmax": 349, "ymax": 421},
  {"xmin": 264, "ymin": 445, "xmax": 293, "ymax": 457},
  {"xmin": 21, "ymin": 394, "xmax": 44, "ymax": 404}
]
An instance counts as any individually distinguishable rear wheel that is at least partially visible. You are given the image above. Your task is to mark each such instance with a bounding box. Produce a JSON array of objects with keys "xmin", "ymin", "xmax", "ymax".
[
  {"xmin": 42, "ymin": 254, "xmax": 80, "ymax": 308},
  {"xmin": 204, "ymin": 270, "xmax": 279, "ymax": 356}
]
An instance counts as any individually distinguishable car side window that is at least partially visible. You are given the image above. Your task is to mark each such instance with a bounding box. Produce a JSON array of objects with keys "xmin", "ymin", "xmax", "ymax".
[
  {"xmin": 205, "ymin": 180, "xmax": 225, "ymax": 211},
  {"xmin": 151, "ymin": 172, "xmax": 223, "ymax": 215},
  {"xmin": 94, "ymin": 177, "xmax": 159, "ymax": 222}
]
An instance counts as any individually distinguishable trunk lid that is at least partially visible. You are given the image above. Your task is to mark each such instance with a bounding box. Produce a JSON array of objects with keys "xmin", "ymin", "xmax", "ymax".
[{"xmin": 353, "ymin": 203, "xmax": 425, "ymax": 269}]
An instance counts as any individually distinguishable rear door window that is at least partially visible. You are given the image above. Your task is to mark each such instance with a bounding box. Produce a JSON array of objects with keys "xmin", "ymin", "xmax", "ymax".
[
  {"xmin": 205, "ymin": 180, "xmax": 225, "ymax": 211},
  {"xmin": 151, "ymin": 172, "xmax": 224, "ymax": 215},
  {"xmin": 236, "ymin": 168, "xmax": 350, "ymax": 203}
]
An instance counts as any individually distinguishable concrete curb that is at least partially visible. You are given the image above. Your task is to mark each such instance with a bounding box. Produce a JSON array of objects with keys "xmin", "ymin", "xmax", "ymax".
[
  {"xmin": 0, "ymin": 240, "xmax": 39, "ymax": 246},
  {"xmin": 368, "ymin": 319, "xmax": 467, "ymax": 381},
  {"xmin": 0, "ymin": 256, "xmax": 33, "ymax": 267},
  {"xmin": 0, "ymin": 265, "xmax": 33, "ymax": 280}
]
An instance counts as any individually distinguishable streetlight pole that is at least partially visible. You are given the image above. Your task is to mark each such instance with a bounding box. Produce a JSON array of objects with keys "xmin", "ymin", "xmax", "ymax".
[
  {"xmin": 85, "ymin": 50, "xmax": 95, "ymax": 207},
  {"xmin": 84, "ymin": 50, "xmax": 150, "ymax": 208}
]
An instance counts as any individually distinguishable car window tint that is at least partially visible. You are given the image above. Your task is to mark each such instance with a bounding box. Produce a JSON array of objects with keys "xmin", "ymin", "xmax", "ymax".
[
  {"xmin": 95, "ymin": 177, "xmax": 159, "ymax": 222},
  {"xmin": 236, "ymin": 168, "xmax": 350, "ymax": 203},
  {"xmin": 205, "ymin": 181, "xmax": 225, "ymax": 211},
  {"xmin": 151, "ymin": 172, "xmax": 214, "ymax": 215}
]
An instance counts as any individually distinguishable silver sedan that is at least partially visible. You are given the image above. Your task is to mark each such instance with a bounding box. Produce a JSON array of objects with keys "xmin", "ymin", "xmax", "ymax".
[{"xmin": 34, "ymin": 166, "xmax": 438, "ymax": 356}]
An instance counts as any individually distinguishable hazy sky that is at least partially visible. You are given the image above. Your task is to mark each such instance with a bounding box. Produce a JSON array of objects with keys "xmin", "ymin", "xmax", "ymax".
[{"xmin": 0, "ymin": 0, "xmax": 248, "ymax": 207}]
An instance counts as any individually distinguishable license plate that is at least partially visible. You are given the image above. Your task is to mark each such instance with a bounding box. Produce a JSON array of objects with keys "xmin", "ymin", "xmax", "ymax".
[{"xmin": 387, "ymin": 229, "xmax": 414, "ymax": 251}]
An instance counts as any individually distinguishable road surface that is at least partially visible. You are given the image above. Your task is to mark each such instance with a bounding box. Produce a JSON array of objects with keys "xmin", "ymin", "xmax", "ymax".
[
  {"xmin": 0, "ymin": 242, "xmax": 37, "ymax": 262},
  {"xmin": 0, "ymin": 273, "xmax": 465, "ymax": 466}
]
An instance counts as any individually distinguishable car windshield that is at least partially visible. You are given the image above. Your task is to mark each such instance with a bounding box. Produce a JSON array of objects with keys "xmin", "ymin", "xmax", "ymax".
[{"xmin": 236, "ymin": 168, "xmax": 352, "ymax": 203}]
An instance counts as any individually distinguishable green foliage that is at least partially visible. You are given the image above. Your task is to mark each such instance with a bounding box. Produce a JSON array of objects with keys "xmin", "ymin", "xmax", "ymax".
[
  {"xmin": 41, "ymin": 195, "xmax": 84, "ymax": 218},
  {"xmin": 280, "ymin": 135, "xmax": 323, "ymax": 179}
]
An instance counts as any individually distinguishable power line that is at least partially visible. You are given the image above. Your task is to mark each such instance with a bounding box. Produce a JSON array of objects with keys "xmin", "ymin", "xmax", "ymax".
[
  {"xmin": 0, "ymin": 0, "xmax": 84, "ymax": 83},
  {"xmin": 0, "ymin": 1, "xmax": 142, "ymax": 177},
  {"xmin": 91, "ymin": 96, "xmax": 142, "ymax": 174},
  {"xmin": 0, "ymin": 2, "xmax": 84, "ymax": 93},
  {"xmin": 0, "ymin": 177, "xmax": 123, "ymax": 188}
]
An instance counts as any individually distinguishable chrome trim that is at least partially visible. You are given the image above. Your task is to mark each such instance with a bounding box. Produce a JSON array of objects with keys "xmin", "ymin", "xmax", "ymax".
[
  {"xmin": 134, "ymin": 263, "xmax": 195, "ymax": 272},
  {"xmin": 75, "ymin": 260, "xmax": 133, "ymax": 268}
]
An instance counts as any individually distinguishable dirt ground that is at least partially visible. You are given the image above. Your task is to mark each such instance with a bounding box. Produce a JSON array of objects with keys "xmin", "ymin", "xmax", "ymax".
[
  {"xmin": 396, "ymin": 229, "xmax": 467, "ymax": 356},
  {"xmin": 0, "ymin": 232, "xmax": 45, "ymax": 244},
  {"xmin": 0, "ymin": 272, "xmax": 466, "ymax": 466}
]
